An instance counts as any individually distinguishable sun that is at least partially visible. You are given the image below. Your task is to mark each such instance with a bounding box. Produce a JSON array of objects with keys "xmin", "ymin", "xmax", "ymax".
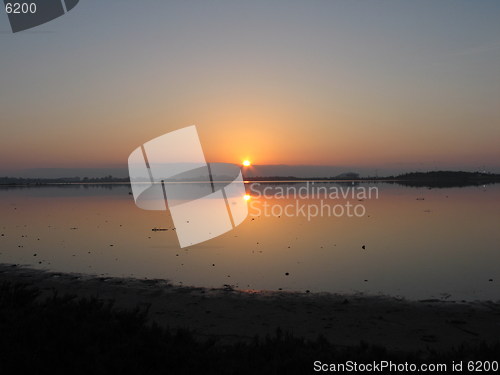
[
  {"xmin": 243, "ymin": 194, "xmax": 251, "ymax": 201},
  {"xmin": 242, "ymin": 160, "xmax": 251, "ymax": 167}
]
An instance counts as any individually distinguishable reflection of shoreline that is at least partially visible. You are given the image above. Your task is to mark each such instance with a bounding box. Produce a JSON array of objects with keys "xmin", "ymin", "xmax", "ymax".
[{"xmin": 1, "ymin": 263, "xmax": 499, "ymax": 354}]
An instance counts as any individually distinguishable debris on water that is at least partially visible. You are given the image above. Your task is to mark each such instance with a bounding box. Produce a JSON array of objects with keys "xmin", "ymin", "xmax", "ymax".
[
  {"xmin": 152, "ymin": 228, "xmax": 168, "ymax": 231},
  {"xmin": 285, "ymin": 272, "xmax": 289, "ymax": 276},
  {"xmin": 70, "ymin": 227, "xmax": 78, "ymax": 230},
  {"xmin": 364, "ymin": 279, "xmax": 368, "ymax": 282},
  {"xmin": 109, "ymin": 244, "xmax": 114, "ymax": 247},
  {"xmin": 416, "ymin": 197, "xmax": 425, "ymax": 200},
  {"xmin": 305, "ymin": 290, "xmax": 310, "ymax": 293},
  {"xmin": 176, "ymin": 254, "xmax": 179, "ymax": 256},
  {"xmin": 362, "ymin": 245, "xmax": 366, "ymax": 249},
  {"xmin": 212, "ymin": 264, "xmax": 215, "ymax": 266},
  {"xmin": 489, "ymin": 279, "xmax": 493, "ymax": 282},
  {"xmin": 33, "ymin": 253, "xmax": 37, "ymax": 257}
]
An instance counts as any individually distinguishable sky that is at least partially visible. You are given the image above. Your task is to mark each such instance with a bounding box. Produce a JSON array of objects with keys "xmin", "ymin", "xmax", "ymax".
[{"xmin": 1, "ymin": 0, "xmax": 500, "ymax": 177}]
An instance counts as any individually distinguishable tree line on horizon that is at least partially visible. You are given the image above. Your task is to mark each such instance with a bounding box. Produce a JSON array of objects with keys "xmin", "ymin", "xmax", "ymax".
[{"xmin": 1, "ymin": 171, "xmax": 499, "ymax": 187}]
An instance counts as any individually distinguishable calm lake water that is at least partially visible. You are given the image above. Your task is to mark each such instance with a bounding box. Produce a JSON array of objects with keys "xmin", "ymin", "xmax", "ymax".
[{"xmin": 0, "ymin": 182, "xmax": 499, "ymax": 301}]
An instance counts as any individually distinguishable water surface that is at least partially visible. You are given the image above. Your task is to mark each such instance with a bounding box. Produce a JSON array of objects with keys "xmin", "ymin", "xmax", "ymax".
[{"xmin": 0, "ymin": 182, "xmax": 499, "ymax": 300}]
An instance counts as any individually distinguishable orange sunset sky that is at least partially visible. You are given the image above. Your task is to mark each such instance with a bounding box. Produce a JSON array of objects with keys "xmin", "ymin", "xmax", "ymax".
[{"xmin": 1, "ymin": 1, "xmax": 499, "ymax": 176}]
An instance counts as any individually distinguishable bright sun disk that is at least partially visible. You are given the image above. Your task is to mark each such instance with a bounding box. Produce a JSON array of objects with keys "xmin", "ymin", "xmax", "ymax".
[{"xmin": 243, "ymin": 160, "xmax": 251, "ymax": 166}]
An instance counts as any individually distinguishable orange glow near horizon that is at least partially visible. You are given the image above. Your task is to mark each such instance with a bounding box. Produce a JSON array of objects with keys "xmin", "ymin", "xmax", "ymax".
[{"xmin": 243, "ymin": 160, "xmax": 251, "ymax": 167}]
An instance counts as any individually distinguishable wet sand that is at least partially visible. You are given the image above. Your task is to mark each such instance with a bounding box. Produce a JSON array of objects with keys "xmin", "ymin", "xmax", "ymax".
[{"xmin": 1, "ymin": 263, "xmax": 499, "ymax": 352}]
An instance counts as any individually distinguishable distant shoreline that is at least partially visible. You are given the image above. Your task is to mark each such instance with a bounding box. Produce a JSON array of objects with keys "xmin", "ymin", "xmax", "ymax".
[{"xmin": 1, "ymin": 171, "xmax": 500, "ymax": 188}]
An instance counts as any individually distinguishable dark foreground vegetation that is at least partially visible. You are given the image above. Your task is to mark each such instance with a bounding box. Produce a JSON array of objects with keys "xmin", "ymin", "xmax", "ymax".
[{"xmin": 0, "ymin": 282, "xmax": 499, "ymax": 374}]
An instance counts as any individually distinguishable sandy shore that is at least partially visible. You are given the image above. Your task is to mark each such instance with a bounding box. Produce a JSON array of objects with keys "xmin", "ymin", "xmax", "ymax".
[{"xmin": 1, "ymin": 263, "xmax": 499, "ymax": 352}]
